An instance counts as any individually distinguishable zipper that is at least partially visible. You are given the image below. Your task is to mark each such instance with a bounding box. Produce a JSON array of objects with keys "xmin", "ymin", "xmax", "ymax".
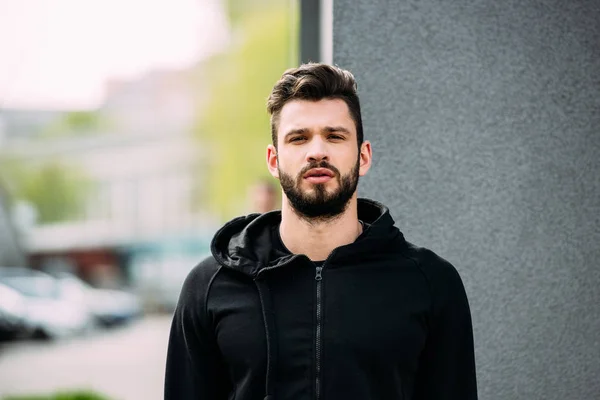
[
  {"xmin": 315, "ymin": 265, "xmax": 323, "ymax": 400},
  {"xmin": 256, "ymin": 251, "xmax": 343, "ymax": 400},
  {"xmin": 313, "ymin": 248, "xmax": 342, "ymax": 400}
]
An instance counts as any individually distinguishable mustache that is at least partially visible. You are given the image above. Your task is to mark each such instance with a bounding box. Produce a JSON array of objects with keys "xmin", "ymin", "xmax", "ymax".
[{"xmin": 298, "ymin": 160, "xmax": 340, "ymax": 178}]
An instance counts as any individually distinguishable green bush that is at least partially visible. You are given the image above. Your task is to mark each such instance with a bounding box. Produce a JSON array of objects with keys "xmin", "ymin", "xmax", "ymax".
[{"xmin": 2, "ymin": 390, "xmax": 112, "ymax": 400}]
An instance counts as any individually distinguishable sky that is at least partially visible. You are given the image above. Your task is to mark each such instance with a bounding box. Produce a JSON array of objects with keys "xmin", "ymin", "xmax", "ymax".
[{"xmin": 0, "ymin": 0, "xmax": 230, "ymax": 110}]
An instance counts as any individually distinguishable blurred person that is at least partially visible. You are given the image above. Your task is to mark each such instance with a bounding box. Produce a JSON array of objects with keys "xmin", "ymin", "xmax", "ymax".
[
  {"xmin": 249, "ymin": 178, "xmax": 279, "ymax": 213},
  {"xmin": 165, "ymin": 63, "xmax": 478, "ymax": 399}
]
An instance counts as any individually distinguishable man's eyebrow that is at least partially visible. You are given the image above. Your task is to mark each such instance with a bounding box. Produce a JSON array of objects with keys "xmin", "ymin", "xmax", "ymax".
[
  {"xmin": 284, "ymin": 128, "xmax": 308, "ymax": 138},
  {"xmin": 323, "ymin": 126, "xmax": 351, "ymax": 134},
  {"xmin": 284, "ymin": 126, "xmax": 350, "ymax": 138}
]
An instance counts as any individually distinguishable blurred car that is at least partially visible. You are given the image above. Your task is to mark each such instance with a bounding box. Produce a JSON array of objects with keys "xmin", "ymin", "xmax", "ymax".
[
  {"xmin": 0, "ymin": 266, "xmax": 94, "ymax": 340},
  {"xmin": 51, "ymin": 271, "xmax": 143, "ymax": 327},
  {"xmin": 0, "ymin": 282, "xmax": 32, "ymax": 341}
]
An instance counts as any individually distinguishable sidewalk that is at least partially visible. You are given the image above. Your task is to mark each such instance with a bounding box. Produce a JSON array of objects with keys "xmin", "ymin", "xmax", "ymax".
[{"xmin": 0, "ymin": 314, "xmax": 173, "ymax": 400}]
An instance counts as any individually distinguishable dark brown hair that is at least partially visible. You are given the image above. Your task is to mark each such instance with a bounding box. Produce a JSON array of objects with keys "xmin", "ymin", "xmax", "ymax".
[{"xmin": 266, "ymin": 63, "xmax": 363, "ymax": 148}]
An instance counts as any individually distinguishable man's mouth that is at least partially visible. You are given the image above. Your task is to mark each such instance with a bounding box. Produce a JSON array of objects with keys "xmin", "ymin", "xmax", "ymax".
[
  {"xmin": 304, "ymin": 168, "xmax": 334, "ymax": 178},
  {"xmin": 304, "ymin": 168, "xmax": 335, "ymax": 183}
]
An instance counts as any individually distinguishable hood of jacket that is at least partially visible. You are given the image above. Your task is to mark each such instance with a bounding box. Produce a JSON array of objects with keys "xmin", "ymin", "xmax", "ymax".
[{"xmin": 211, "ymin": 198, "xmax": 403, "ymax": 277}]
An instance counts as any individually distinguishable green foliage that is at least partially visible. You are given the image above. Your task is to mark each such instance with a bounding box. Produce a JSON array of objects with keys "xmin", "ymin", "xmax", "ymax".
[
  {"xmin": 0, "ymin": 156, "xmax": 91, "ymax": 224},
  {"xmin": 2, "ymin": 390, "xmax": 111, "ymax": 400},
  {"xmin": 40, "ymin": 111, "xmax": 111, "ymax": 139},
  {"xmin": 193, "ymin": 0, "xmax": 298, "ymax": 220},
  {"xmin": 63, "ymin": 112, "xmax": 101, "ymax": 129}
]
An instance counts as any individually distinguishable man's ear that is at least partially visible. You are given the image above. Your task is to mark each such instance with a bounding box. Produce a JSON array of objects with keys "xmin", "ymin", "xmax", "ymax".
[
  {"xmin": 359, "ymin": 140, "xmax": 372, "ymax": 177},
  {"xmin": 266, "ymin": 144, "xmax": 279, "ymax": 179}
]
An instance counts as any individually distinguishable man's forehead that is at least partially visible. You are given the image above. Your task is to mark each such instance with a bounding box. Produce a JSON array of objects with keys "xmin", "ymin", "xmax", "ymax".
[{"xmin": 278, "ymin": 98, "xmax": 355, "ymax": 132}]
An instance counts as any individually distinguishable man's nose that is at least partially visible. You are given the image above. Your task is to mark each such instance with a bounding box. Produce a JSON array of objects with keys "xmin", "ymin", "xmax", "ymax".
[{"xmin": 306, "ymin": 137, "xmax": 328, "ymax": 162}]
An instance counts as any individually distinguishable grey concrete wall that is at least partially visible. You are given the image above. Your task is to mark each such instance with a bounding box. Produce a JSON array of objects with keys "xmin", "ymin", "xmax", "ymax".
[
  {"xmin": 334, "ymin": 1, "xmax": 600, "ymax": 399},
  {"xmin": 300, "ymin": 0, "xmax": 322, "ymax": 63}
]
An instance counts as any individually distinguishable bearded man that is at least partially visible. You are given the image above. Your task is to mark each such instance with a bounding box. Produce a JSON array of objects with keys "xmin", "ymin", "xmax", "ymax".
[{"xmin": 165, "ymin": 63, "xmax": 478, "ymax": 400}]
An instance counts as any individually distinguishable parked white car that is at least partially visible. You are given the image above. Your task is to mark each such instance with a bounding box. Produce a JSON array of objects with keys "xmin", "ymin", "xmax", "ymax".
[
  {"xmin": 0, "ymin": 282, "xmax": 31, "ymax": 340},
  {"xmin": 53, "ymin": 272, "xmax": 142, "ymax": 327},
  {"xmin": 0, "ymin": 267, "xmax": 94, "ymax": 339}
]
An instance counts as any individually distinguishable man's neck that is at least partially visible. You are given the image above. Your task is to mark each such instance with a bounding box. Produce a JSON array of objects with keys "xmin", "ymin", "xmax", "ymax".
[{"xmin": 279, "ymin": 196, "xmax": 363, "ymax": 261}]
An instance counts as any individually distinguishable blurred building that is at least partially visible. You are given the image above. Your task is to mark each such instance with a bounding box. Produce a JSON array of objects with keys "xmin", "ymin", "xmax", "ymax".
[
  {"xmin": 0, "ymin": 182, "xmax": 26, "ymax": 266},
  {"xmin": 0, "ymin": 68, "xmax": 216, "ymax": 310}
]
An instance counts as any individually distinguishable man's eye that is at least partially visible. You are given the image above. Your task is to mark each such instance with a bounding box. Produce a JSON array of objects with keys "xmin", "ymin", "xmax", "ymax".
[
  {"xmin": 328, "ymin": 135, "xmax": 344, "ymax": 140},
  {"xmin": 290, "ymin": 136, "xmax": 306, "ymax": 142}
]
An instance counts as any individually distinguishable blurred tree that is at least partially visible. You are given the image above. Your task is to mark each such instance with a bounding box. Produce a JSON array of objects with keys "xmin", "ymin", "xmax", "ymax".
[
  {"xmin": 2, "ymin": 390, "xmax": 111, "ymax": 400},
  {"xmin": 193, "ymin": 0, "xmax": 298, "ymax": 220},
  {"xmin": 0, "ymin": 156, "xmax": 91, "ymax": 224},
  {"xmin": 40, "ymin": 111, "xmax": 112, "ymax": 139}
]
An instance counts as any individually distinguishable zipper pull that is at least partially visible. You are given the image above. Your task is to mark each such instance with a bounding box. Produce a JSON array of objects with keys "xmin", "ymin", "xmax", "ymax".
[{"xmin": 315, "ymin": 266, "xmax": 323, "ymax": 281}]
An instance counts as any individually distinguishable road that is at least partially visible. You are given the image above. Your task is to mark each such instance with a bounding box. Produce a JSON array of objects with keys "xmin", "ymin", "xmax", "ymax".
[{"xmin": 0, "ymin": 314, "xmax": 173, "ymax": 400}]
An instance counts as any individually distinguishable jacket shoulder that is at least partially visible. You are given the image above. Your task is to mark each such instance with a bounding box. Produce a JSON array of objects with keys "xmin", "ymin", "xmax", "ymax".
[
  {"xmin": 401, "ymin": 242, "xmax": 467, "ymax": 303},
  {"xmin": 402, "ymin": 242, "xmax": 456, "ymax": 274},
  {"xmin": 176, "ymin": 255, "xmax": 222, "ymax": 313}
]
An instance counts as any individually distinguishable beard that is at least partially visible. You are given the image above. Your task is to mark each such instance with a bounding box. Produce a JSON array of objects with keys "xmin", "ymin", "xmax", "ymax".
[{"xmin": 278, "ymin": 158, "xmax": 360, "ymax": 222}]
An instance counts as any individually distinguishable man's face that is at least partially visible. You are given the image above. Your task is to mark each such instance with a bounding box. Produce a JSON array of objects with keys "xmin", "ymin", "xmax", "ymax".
[{"xmin": 266, "ymin": 98, "xmax": 371, "ymax": 221}]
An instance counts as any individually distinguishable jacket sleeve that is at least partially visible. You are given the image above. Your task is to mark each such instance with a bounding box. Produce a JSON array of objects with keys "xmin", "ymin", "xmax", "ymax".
[
  {"xmin": 413, "ymin": 253, "xmax": 478, "ymax": 400},
  {"xmin": 164, "ymin": 260, "xmax": 231, "ymax": 399}
]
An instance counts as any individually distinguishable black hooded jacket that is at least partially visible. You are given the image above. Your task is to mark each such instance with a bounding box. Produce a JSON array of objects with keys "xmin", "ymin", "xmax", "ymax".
[{"xmin": 165, "ymin": 199, "xmax": 477, "ymax": 400}]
